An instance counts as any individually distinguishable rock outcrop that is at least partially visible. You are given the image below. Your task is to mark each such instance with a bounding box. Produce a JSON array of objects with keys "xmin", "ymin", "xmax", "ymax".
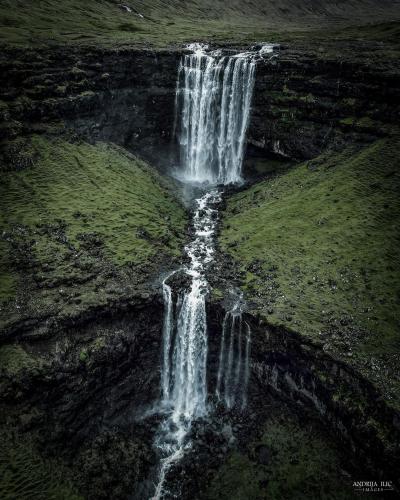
[{"xmin": 0, "ymin": 46, "xmax": 180, "ymax": 171}]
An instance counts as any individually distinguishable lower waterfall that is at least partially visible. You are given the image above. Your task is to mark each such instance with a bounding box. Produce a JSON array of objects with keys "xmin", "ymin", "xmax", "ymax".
[{"xmin": 152, "ymin": 190, "xmax": 221, "ymax": 499}]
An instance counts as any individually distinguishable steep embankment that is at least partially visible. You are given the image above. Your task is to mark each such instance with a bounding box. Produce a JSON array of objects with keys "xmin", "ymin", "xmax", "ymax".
[
  {"xmin": 219, "ymin": 137, "xmax": 400, "ymax": 408},
  {"xmin": 1, "ymin": 0, "xmax": 400, "ymax": 47},
  {"xmin": 0, "ymin": 136, "xmax": 187, "ymax": 337}
]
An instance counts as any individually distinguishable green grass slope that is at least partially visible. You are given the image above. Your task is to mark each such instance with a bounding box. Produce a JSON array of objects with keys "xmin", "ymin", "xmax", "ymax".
[
  {"xmin": 0, "ymin": 136, "xmax": 187, "ymax": 333},
  {"xmin": 220, "ymin": 137, "xmax": 400, "ymax": 405},
  {"xmin": 1, "ymin": 0, "xmax": 400, "ymax": 47}
]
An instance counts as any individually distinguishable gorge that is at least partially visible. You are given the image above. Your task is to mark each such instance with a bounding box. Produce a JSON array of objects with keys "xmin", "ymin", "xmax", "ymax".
[{"xmin": 0, "ymin": 2, "xmax": 400, "ymax": 499}]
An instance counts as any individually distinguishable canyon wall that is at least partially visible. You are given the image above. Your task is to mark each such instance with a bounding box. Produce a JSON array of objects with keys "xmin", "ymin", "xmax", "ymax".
[
  {"xmin": 0, "ymin": 47, "xmax": 180, "ymax": 170},
  {"xmin": 2, "ymin": 43, "xmax": 399, "ymax": 174}
]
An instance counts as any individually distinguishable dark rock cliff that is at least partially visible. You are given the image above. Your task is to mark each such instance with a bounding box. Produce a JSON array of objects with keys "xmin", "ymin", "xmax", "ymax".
[
  {"xmin": 206, "ymin": 304, "xmax": 400, "ymax": 489},
  {"xmin": 2, "ymin": 42, "xmax": 399, "ymax": 174},
  {"xmin": 0, "ymin": 46, "xmax": 180, "ymax": 171},
  {"xmin": 249, "ymin": 42, "xmax": 400, "ymax": 161},
  {"xmin": 0, "ymin": 297, "xmax": 163, "ymax": 496}
]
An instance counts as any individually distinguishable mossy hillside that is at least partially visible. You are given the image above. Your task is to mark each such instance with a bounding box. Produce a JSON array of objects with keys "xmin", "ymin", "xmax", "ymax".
[
  {"xmin": 0, "ymin": 136, "xmax": 187, "ymax": 330},
  {"xmin": 203, "ymin": 415, "xmax": 358, "ymax": 500},
  {"xmin": 0, "ymin": 0, "xmax": 299, "ymax": 47},
  {"xmin": 220, "ymin": 138, "xmax": 400, "ymax": 404},
  {"xmin": 0, "ymin": 0, "xmax": 399, "ymax": 50}
]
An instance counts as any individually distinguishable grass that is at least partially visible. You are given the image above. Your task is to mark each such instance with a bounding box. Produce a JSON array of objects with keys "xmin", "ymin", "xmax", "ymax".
[
  {"xmin": 0, "ymin": 0, "xmax": 399, "ymax": 48},
  {"xmin": 0, "ymin": 136, "xmax": 187, "ymax": 325},
  {"xmin": 0, "ymin": 432, "xmax": 81, "ymax": 500},
  {"xmin": 220, "ymin": 137, "xmax": 400, "ymax": 404},
  {"xmin": 0, "ymin": 0, "xmax": 280, "ymax": 46},
  {"xmin": 204, "ymin": 415, "xmax": 358, "ymax": 500}
]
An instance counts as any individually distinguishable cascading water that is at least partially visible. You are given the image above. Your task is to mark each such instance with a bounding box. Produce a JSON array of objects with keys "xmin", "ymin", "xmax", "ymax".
[
  {"xmin": 152, "ymin": 43, "xmax": 274, "ymax": 499},
  {"xmin": 161, "ymin": 190, "xmax": 221, "ymax": 421},
  {"xmin": 152, "ymin": 190, "xmax": 221, "ymax": 499},
  {"xmin": 216, "ymin": 300, "xmax": 251, "ymax": 409},
  {"xmin": 174, "ymin": 44, "xmax": 256, "ymax": 184}
]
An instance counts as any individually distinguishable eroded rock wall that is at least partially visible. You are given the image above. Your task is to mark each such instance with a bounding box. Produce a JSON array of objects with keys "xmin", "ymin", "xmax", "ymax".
[
  {"xmin": 2, "ymin": 44, "xmax": 399, "ymax": 174},
  {"xmin": 246, "ymin": 315, "xmax": 400, "ymax": 484},
  {"xmin": 0, "ymin": 298, "xmax": 163, "ymax": 450},
  {"xmin": 249, "ymin": 44, "xmax": 400, "ymax": 161},
  {"xmin": 0, "ymin": 46, "xmax": 180, "ymax": 170}
]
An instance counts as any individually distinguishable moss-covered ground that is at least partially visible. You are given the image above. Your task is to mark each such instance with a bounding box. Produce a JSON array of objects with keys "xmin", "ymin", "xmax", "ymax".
[
  {"xmin": 0, "ymin": 0, "xmax": 295, "ymax": 47},
  {"xmin": 0, "ymin": 0, "xmax": 399, "ymax": 51},
  {"xmin": 0, "ymin": 135, "xmax": 187, "ymax": 333},
  {"xmin": 220, "ymin": 137, "xmax": 400, "ymax": 406}
]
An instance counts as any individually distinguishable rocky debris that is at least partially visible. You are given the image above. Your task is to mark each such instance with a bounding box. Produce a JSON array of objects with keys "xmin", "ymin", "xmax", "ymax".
[{"xmin": 165, "ymin": 269, "xmax": 192, "ymax": 294}]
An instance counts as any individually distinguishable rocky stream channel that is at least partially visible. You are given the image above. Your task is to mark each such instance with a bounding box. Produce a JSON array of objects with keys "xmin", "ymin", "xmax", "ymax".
[{"xmin": 1, "ymin": 40, "xmax": 399, "ymax": 499}]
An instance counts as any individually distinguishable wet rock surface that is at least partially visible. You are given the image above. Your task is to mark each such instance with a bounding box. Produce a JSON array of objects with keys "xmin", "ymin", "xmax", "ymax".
[{"xmin": 152, "ymin": 391, "xmax": 366, "ymax": 499}]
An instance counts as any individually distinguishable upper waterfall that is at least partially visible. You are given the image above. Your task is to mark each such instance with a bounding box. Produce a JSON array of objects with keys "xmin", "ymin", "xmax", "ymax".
[{"xmin": 174, "ymin": 45, "xmax": 257, "ymax": 184}]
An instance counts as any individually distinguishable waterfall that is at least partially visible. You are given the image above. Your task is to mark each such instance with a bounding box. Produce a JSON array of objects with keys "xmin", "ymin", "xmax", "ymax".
[
  {"xmin": 152, "ymin": 43, "xmax": 272, "ymax": 499},
  {"xmin": 216, "ymin": 304, "xmax": 251, "ymax": 409},
  {"xmin": 174, "ymin": 46, "xmax": 256, "ymax": 184},
  {"xmin": 153, "ymin": 190, "xmax": 221, "ymax": 499}
]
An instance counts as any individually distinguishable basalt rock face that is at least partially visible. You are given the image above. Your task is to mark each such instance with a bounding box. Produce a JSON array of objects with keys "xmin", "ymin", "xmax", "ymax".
[
  {"xmin": 244, "ymin": 314, "xmax": 400, "ymax": 486},
  {"xmin": 2, "ymin": 43, "xmax": 399, "ymax": 174},
  {"xmin": 1, "ymin": 299, "xmax": 163, "ymax": 441},
  {"xmin": 0, "ymin": 298, "xmax": 163, "ymax": 496},
  {"xmin": 248, "ymin": 43, "xmax": 400, "ymax": 161},
  {"xmin": 0, "ymin": 46, "xmax": 180, "ymax": 170}
]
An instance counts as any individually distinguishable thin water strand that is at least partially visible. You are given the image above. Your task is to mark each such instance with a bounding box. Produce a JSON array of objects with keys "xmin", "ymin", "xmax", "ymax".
[
  {"xmin": 161, "ymin": 278, "xmax": 173, "ymax": 403},
  {"xmin": 216, "ymin": 306, "xmax": 251, "ymax": 409}
]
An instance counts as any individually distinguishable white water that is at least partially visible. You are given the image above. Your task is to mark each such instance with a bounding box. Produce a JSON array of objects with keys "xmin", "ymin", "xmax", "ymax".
[
  {"xmin": 174, "ymin": 45, "xmax": 256, "ymax": 184},
  {"xmin": 152, "ymin": 43, "xmax": 272, "ymax": 499},
  {"xmin": 153, "ymin": 190, "xmax": 221, "ymax": 499},
  {"xmin": 216, "ymin": 302, "xmax": 251, "ymax": 409}
]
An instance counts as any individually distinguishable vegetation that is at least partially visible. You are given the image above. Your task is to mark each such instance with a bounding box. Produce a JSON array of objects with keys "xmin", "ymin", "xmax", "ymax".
[
  {"xmin": 0, "ymin": 0, "xmax": 399, "ymax": 49},
  {"xmin": 220, "ymin": 138, "xmax": 400, "ymax": 405},
  {"xmin": 0, "ymin": 136, "xmax": 187, "ymax": 328},
  {"xmin": 0, "ymin": 344, "xmax": 38, "ymax": 375}
]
